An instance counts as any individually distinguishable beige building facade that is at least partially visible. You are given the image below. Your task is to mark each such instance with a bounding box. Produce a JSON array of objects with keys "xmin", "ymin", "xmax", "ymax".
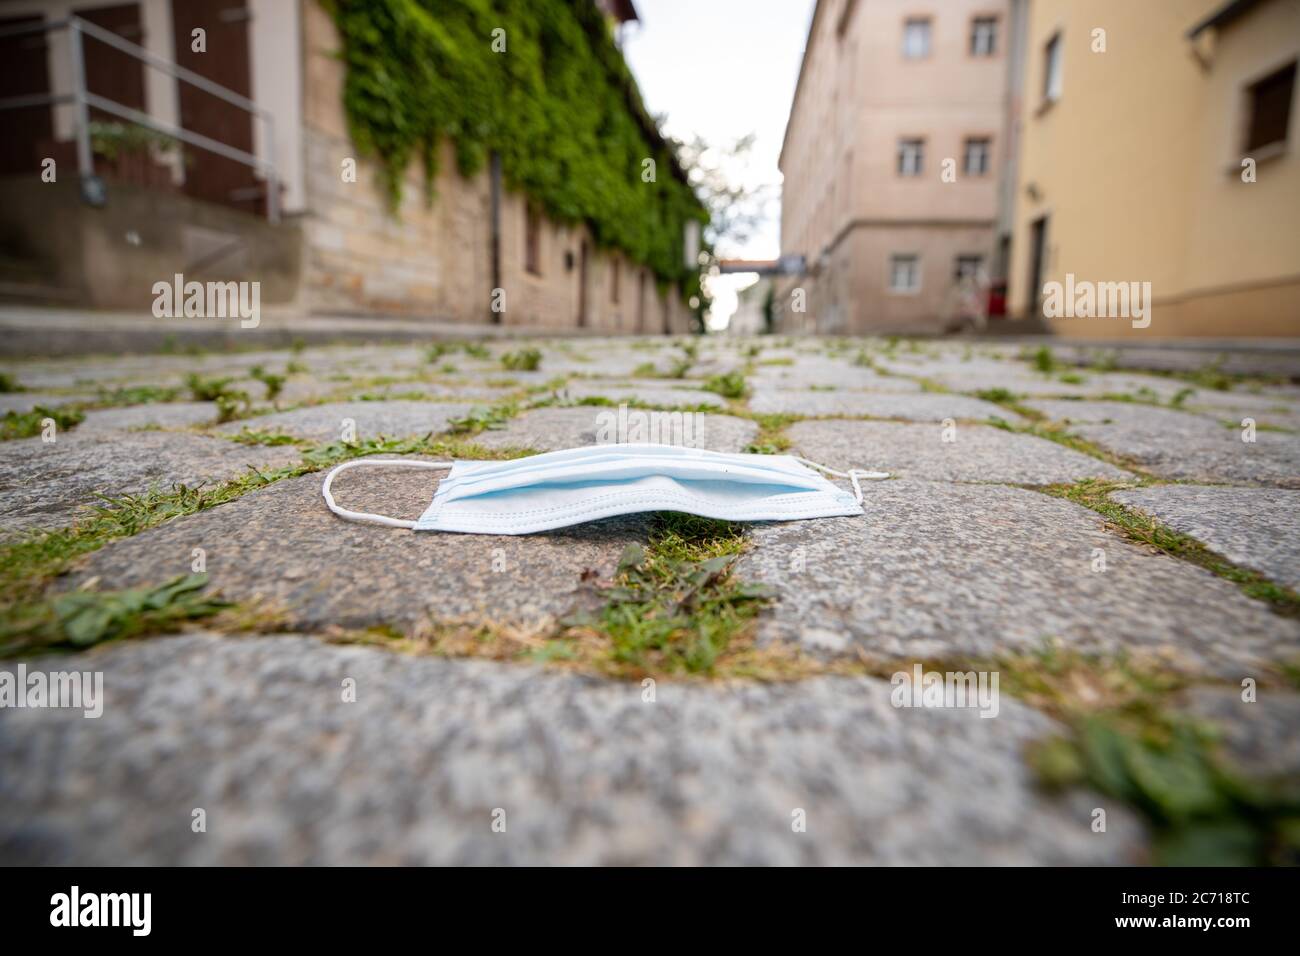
[
  {"xmin": 1008, "ymin": 0, "xmax": 1300, "ymax": 338},
  {"xmin": 776, "ymin": 0, "xmax": 1017, "ymax": 334}
]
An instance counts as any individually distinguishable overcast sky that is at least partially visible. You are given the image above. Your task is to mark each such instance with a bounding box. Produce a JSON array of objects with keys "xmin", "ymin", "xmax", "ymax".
[
  {"xmin": 623, "ymin": 0, "xmax": 814, "ymax": 259},
  {"xmin": 622, "ymin": 0, "xmax": 816, "ymax": 327}
]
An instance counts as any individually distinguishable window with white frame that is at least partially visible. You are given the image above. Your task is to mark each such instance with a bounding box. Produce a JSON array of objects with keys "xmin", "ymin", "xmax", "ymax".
[
  {"xmin": 903, "ymin": 18, "xmax": 931, "ymax": 59},
  {"xmin": 897, "ymin": 138, "xmax": 925, "ymax": 176},
  {"xmin": 890, "ymin": 254, "xmax": 920, "ymax": 292},
  {"xmin": 955, "ymin": 255, "xmax": 984, "ymax": 280},
  {"xmin": 970, "ymin": 17, "xmax": 998, "ymax": 57},
  {"xmin": 963, "ymin": 137, "xmax": 991, "ymax": 175},
  {"xmin": 1043, "ymin": 33, "xmax": 1063, "ymax": 104}
]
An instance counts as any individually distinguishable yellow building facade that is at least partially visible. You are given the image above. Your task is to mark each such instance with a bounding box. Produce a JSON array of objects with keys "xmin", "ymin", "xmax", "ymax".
[{"xmin": 1009, "ymin": 0, "xmax": 1300, "ymax": 338}]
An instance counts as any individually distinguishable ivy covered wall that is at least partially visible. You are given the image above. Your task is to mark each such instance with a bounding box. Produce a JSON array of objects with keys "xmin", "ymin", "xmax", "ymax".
[{"xmin": 323, "ymin": 0, "xmax": 707, "ymax": 295}]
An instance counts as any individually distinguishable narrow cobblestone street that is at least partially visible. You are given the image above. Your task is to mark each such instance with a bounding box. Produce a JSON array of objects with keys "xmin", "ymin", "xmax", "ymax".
[{"xmin": 1, "ymin": 335, "xmax": 1298, "ymax": 864}]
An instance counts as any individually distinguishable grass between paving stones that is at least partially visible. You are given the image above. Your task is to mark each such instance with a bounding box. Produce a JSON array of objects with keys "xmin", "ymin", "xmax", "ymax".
[
  {"xmin": 0, "ymin": 573, "xmax": 230, "ymax": 657},
  {"xmin": 702, "ymin": 371, "xmax": 749, "ymax": 399},
  {"xmin": 335, "ymin": 512, "xmax": 813, "ymax": 681},
  {"xmin": 223, "ymin": 427, "xmax": 306, "ymax": 447},
  {"xmin": 743, "ymin": 412, "xmax": 798, "ymax": 454},
  {"xmin": 92, "ymin": 384, "xmax": 184, "ymax": 406},
  {"xmin": 997, "ymin": 645, "xmax": 1299, "ymax": 866},
  {"xmin": 864, "ymin": 643, "xmax": 1299, "ymax": 865},
  {"xmin": 552, "ymin": 514, "xmax": 775, "ymax": 676},
  {"xmin": 445, "ymin": 404, "xmax": 520, "ymax": 434},
  {"xmin": 978, "ymin": 402, "xmax": 1155, "ymax": 476},
  {"xmin": 562, "ymin": 395, "xmax": 723, "ymax": 414},
  {"xmin": 500, "ymin": 347, "xmax": 543, "ymax": 371},
  {"xmin": 1033, "ymin": 705, "xmax": 1300, "ymax": 865},
  {"xmin": 1038, "ymin": 478, "xmax": 1300, "ymax": 616},
  {"xmin": 0, "ymin": 405, "xmax": 86, "ymax": 441},
  {"xmin": 0, "ymin": 434, "xmax": 534, "ymax": 609},
  {"xmin": 1220, "ymin": 419, "xmax": 1295, "ymax": 434}
]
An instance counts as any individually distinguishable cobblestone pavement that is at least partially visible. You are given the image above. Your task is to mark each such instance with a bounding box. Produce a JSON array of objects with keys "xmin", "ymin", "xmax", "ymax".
[{"xmin": 1, "ymin": 335, "xmax": 1297, "ymax": 865}]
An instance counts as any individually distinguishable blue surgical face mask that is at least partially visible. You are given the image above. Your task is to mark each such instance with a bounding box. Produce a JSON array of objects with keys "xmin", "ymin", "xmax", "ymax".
[{"xmin": 321, "ymin": 443, "xmax": 888, "ymax": 535}]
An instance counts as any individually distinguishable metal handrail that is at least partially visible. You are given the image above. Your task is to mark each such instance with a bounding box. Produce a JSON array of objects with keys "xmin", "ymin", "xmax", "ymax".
[{"xmin": 0, "ymin": 14, "xmax": 279, "ymax": 221}]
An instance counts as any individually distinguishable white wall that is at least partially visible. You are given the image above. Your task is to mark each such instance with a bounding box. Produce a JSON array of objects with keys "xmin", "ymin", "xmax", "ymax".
[{"xmin": 249, "ymin": 0, "xmax": 304, "ymax": 212}]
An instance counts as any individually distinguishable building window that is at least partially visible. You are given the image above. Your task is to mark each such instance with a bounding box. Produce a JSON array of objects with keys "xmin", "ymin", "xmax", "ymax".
[
  {"xmin": 971, "ymin": 16, "xmax": 998, "ymax": 56},
  {"xmin": 1042, "ymin": 33, "xmax": 1063, "ymax": 104},
  {"xmin": 963, "ymin": 137, "xmax": 991, "ymax": 175},
  {"xmin": 889, "ymin": 254, "xmax": 920, "ymax": 292},
  {"xmin": 1245, "ymin": 60, "xmax": 1296, "ymax": 152},
  {"xmin": 903, "ymin": 18, "xmax": 931, "ymax": 59},
  {"xmin": 524, "ymin": 205, "xmax": 541, "ymax": 276},
  {"xmin": 955, "ymin": 255, "xmax": 984, "ymax": 280},
  {"xmin": 897, "ymin": 138, "xmax": 925, "ymax": 176},
  {"xmin": 611, "ymin": 259, "xmax": 620, "ymax": 304}
]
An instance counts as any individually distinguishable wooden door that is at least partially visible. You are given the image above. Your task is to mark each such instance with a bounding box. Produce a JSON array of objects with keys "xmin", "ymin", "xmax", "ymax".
[
  {"xmin": 77, "ymin": 3, "xmax": 146, "ymax": 122},
  {"xmin": 0, "ymin": 16, "xmax": 54, "ymax": 176},
  {"xmin": 170, "ymin": 0, "xmax": 259, "ymax": 212}
]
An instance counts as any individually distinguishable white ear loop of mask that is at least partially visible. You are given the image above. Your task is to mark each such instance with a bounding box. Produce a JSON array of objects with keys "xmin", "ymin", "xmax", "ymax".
[
  {"xmin": 792, "ymin": 457, "xmax": 891, "ymax": 503},
  {"xmin": 321, "ymin": 459, "xmax": 452, "ymax": 529},
  {"xmin": 321, "ymin": 455, "xmax": 891, "ymax": 528}
]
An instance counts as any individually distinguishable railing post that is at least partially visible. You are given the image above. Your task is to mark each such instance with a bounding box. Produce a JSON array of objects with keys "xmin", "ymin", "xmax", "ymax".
[
  {"xmin": 263, "ymin": 114, "xmax": 279, "ymax": 223},
  {"xmin": 67, "ymin": 17, "xmax": 93, "ymax": 182},
  {"xmin": 266, "ymin": 167, "xmax": 280, "ymax": 223}
]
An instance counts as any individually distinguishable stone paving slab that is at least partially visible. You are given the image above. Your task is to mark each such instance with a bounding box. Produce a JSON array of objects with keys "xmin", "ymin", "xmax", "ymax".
[
  {"xmin": 1174, "ymin": 387, "xmax": 1300, "ymax": 415},
  {"xmin": 1112, "ymin": 486, "xmax": 1300, "ymax": 590},
  {"xmin": 1064, "ymin": 405, "xmax": 1300, "ymax": 487},
  {"xmin": 0, "ymin": 431, "xmax": 301, "ymax": 536},
  {"xmin": 874, "ymin": 357, "xmax": 1194, "ymax": 401},
  {"xmin": 560, "ymin": 380, "xmax": 725, "ymax": 408},
  {"xmin": 750, "ymin": 387, "xmax": 1023, "ymax": 422},
  {"xmin": 1024, "ymin": 399, "xmax": 1197, "ymax": 425},
  {"xmin": 62, "ymin": 463, "xmax": 642, "ymax": 632},
  {"xmin": 787, "ymin": 419, "xmax": 1131, "ymax": 484},
  {"xmin": 339, "ymin": 382, "xmax": 520, "ymax": 403},
  {"xmin": 1181, "ymin": 391, "xmax": 1300, "ymax": 432},
  {"xmin": 537, "ymin": 354, "xmax": 657, "ymax": 378},
  {"xmin": 217, "ymin": 401, "xmax": 476, "ymax": 443},
  {"xmin": 260, "ymin": 378, "xmax": 348, "ymax": 404},
  {"xmin": 0, "ymin": 392, "xmax": 95, "ymax": 414},
  {"xmin": 1051, "ymin": 345, "xmax": 1300, "ymax": 380},
  {"xmin": 474, "ymin": 406, "xmax": 758, "ymax": 452},
  {"xmin": 78, "ymin": 402, "xmax": 219, "ymax": 432},
  {"xmin": 736, "ymin": 481, "xmax": 1299, "ymax": 675},
  {"xmin": 0, "ymin": 632, "xmax": 1143, "ymax": 865},
  {"xmin": 1025, "ymin": 397, "xmax": 1299, "ymax": 436},
  {"xmin": 751, "ymin": 361, "xmax": 923, "ymax": 393}
]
